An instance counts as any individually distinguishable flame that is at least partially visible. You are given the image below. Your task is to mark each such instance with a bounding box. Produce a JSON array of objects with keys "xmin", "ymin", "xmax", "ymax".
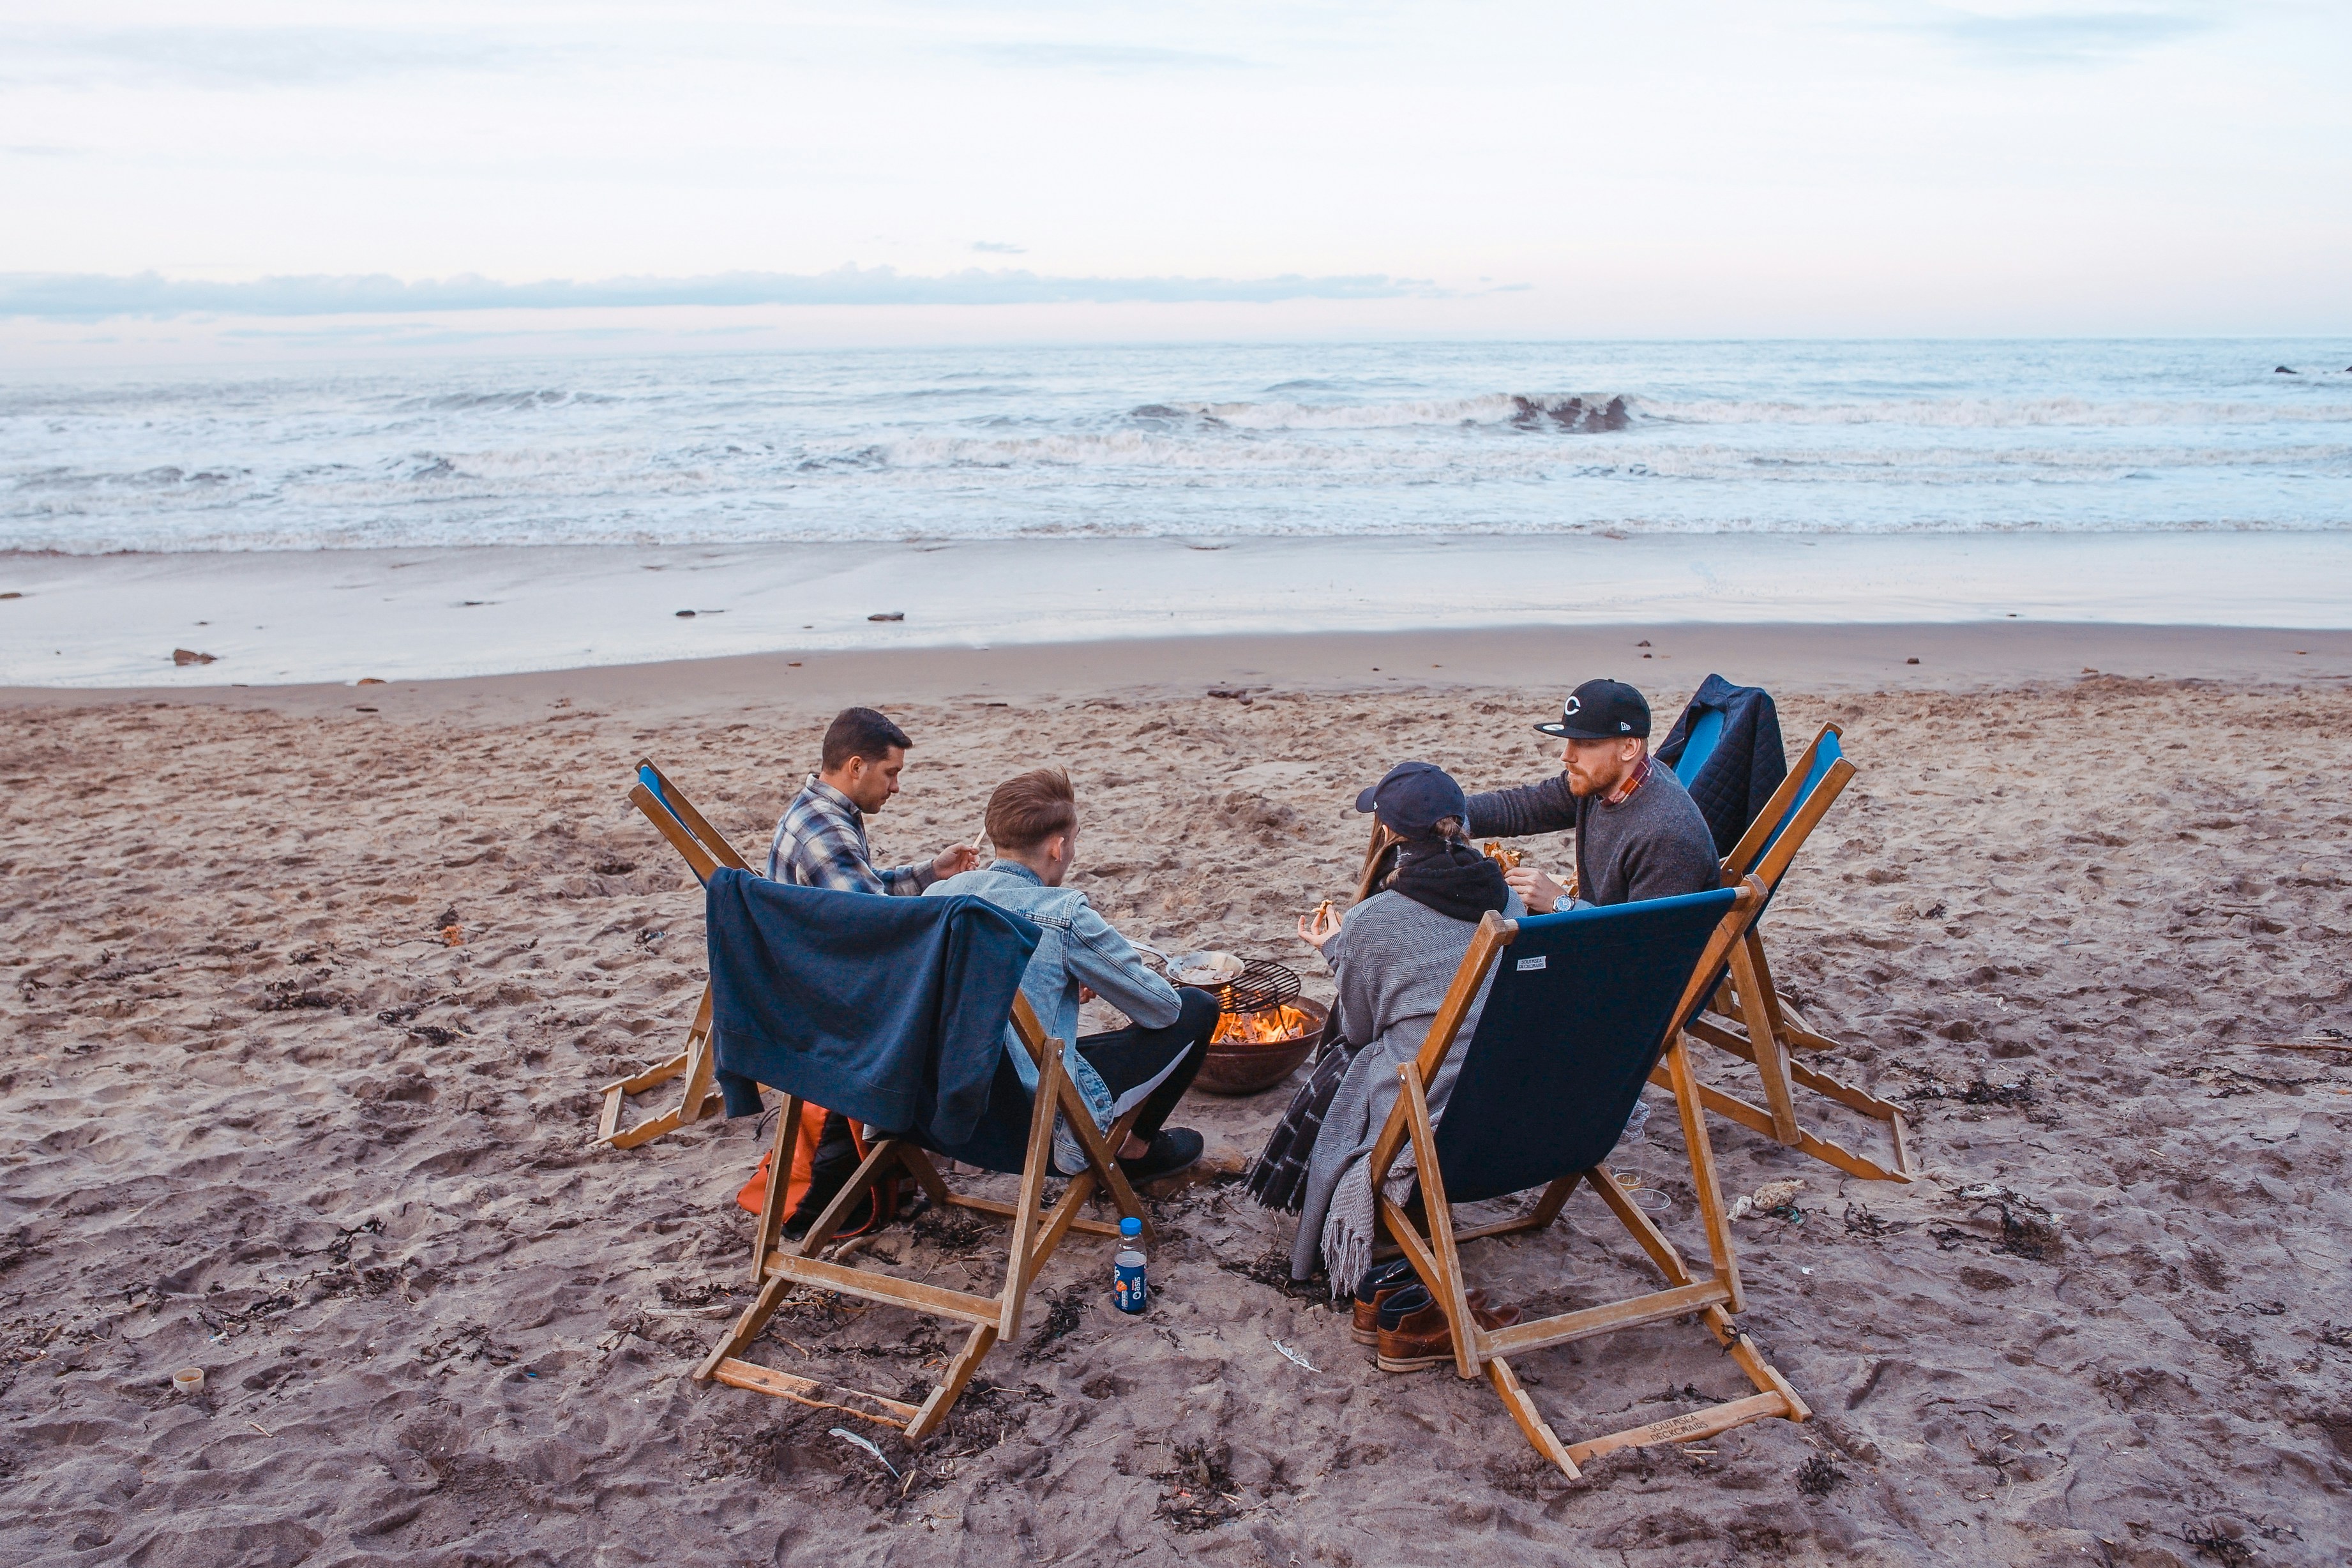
[{"xmin": 1214, "ymin": 1003, "xmax": 1318, "ymax": 1046}]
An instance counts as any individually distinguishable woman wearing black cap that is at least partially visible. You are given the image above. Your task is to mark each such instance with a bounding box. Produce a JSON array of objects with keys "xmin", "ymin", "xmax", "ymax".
[
  {"xmin": 1466, "ymin": 678, "xmax": 1719, "ymax": 910},
  {"xmin": 1248, "ymin": 762, "xmax": 1527, "ymax": 1322}
]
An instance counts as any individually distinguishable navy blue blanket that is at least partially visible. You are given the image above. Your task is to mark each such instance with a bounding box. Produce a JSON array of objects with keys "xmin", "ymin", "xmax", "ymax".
[
  {"xmin": 1655, "ymin": 674, "xmax": 1788, "ymax": 858},
  {"xmin": 703, "ymin": 866, "xmax": 1041, "ymax": 1146}
]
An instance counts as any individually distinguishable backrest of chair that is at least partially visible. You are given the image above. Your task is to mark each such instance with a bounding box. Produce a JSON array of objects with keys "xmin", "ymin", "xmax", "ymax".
[
  {"xmin": 1671, "ymin": 705, "xmax": 1726, "ymax": 787},
  {"xmin": 1430, "ymin": 887, "xmax": 1745, "ymax": 1205},
  {"xmin": 1722, "ymin": 723, "xmax": 1850, "ymax": 886},
  {"xmin": 631, "ymin": 758, "xmax": 754, "ymax": 886}
]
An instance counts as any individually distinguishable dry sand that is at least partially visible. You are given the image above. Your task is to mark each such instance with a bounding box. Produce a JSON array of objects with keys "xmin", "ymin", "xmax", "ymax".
[{"xmin": 4, "ymin": 631, "xmax": 2351, "ymax": 1566}]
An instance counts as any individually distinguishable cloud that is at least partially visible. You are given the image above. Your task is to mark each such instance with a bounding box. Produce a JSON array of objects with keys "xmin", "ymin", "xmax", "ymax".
[
  {"xmin": 0, "ymin": 27, "xmax": 534, "ymax": 89},
  {"xmin": 1925, "ymin": 8, "xmax": 2212, "ymax": 67},
  {"xmin": 970, "ymin": 241, "xmax": 1027, "ymax": 254},
  {"xmin": 0, "ymin": 266, "xmax": 1438, "ymax": 320},
  {"xmin": 958, "ymin": 40, "xmax": 1248, "ymax": 73}
]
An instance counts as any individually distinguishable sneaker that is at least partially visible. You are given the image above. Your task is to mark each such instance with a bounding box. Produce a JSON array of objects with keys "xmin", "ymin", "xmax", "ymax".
[
  {"xmin": 1350, "ymin": 1260, "xmax": 1489, "ymax": 1345},
  {"xmin": 1374, "ymin": 1284, "xmax": 1523, "ymax": 1373},
  {"xmin": 1118, "ymin": 1127, "xmax": 1205, "ymax": 1183}
]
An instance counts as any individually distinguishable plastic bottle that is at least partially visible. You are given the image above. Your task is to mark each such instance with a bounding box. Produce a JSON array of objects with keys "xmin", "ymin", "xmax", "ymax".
[{"xmin": 1112, "ymin": 1216, "xmax": 1148, "ymax": 1313}]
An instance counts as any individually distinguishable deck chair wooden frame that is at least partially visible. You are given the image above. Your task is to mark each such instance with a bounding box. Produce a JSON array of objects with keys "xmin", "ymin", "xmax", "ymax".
[
  {"xmin": 1367, "ymin": 880, "xmax": 1809, "ymax": 1480},
  {"xmin": 596, "ymin": 758, "xmax": 746, "ymax": 1149},
  {"xmin": 693, "ymin": 993, "xmax": 1154, "ymax": 1442},
  {"xmin": 1666, "ymin": 722, "xmax": 1913, "ymax": 1184}
]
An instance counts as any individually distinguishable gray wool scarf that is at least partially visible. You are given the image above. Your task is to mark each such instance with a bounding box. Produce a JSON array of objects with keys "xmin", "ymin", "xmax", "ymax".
[{"xmin": 1290, "ymin": 884, "xmax": 1520, "ymax": 1295}]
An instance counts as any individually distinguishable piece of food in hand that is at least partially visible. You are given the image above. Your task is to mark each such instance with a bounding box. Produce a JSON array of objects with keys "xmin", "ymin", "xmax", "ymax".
[{"xmin": 1482, "ymin": 841, "xmax": 1523, "ymax": 871}]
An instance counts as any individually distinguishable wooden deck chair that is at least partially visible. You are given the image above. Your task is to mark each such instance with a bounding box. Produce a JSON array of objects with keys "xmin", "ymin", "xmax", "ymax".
[
  {"xmin": 1666, "ymin": 723, "xmax": 1915, "ymax": 1183},
  {"xmin": 693, "ymin": 992, "xmax": 1155, "ymax": 1442},
  {"xmin": 1366, "ymin": 880, "xmax": 1809, "ymax": 1480},
  {"xmin": 596, "ymin": 759, "xmax": 750, "ymax": 1149}
]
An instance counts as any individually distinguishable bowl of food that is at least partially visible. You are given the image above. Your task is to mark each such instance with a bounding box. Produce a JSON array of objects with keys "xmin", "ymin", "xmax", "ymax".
[
  {"xmin": 1196, "ymin": 995, "xmax": 1328, "ymax": 1096},
  {"xmin": 1170, "ymin": 951, "xmax": 1246, "ymax": 988}
]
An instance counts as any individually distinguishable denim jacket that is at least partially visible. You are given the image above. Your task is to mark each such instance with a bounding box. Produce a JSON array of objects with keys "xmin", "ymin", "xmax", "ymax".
[{"xmin": 924, "ymin": 861, "xmax": 1182, "ymax": 1173}]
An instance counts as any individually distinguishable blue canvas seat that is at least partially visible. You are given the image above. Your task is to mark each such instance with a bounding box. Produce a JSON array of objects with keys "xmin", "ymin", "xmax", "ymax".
[
  {"xmin": 1669, "ymin": 704, "xmax": 1726, "ymax": 787},
  {"xmin": 1363, "ymin": 879, "xmax": 1811, "ymax": 1479},
  {"xmin": 1669, "ymin": 723, "xmax": 1915, "ymax": 1184}
]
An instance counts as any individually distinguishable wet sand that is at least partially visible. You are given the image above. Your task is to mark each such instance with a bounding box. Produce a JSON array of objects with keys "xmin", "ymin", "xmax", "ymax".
[
  {"xmin": 8, "ymin": 529, "xmax": 2352, "ymax": 687},
  {"xmin": 4, "ymin": 629, "xmax": 2351, "ymax": 1566}
]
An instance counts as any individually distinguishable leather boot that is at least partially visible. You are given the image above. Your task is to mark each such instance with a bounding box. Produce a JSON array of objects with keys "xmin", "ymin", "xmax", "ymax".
[
  {"xmin": 1374, "ymin": 1283, "xmax": 1522, "ymax": 1373},
  {"xmin": 1352, "ymin": 1273, "xmax": 1491, "ymax": 1345}
]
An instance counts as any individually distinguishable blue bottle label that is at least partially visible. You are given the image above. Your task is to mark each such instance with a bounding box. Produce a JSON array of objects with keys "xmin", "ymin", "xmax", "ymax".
[{"xmin": 1113, "ymin": 1252, "xmax": 1148, "ymax": 1313}]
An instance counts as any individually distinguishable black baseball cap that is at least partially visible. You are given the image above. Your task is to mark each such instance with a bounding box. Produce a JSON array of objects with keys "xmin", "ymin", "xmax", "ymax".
[
  {"xmin": 1353, "ymin": 760, "xmax": 1468, "ymax": 840},
  {"xmin": 1535, "ymin": 679, "xmax": 1650, "ymax": 742}
]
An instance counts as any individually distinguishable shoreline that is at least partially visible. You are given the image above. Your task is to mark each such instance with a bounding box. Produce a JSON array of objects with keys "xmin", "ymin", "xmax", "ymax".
[
  {"xmin": 3, "ymin": 621, "xmax": 2349, "ymax": 720},
  {"xmin": 4, "ymin": 529, "xmax": 2350, "ymax": 688}
]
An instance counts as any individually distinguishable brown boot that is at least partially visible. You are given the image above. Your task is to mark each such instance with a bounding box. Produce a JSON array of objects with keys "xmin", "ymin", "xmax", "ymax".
[
  {"xmin": 1374, "ymin": 1285, "xmax": 1522, "ymax": 1373},
  {"xmin": 1352, "ymin": 1283, "xmax": 1491, "ymax": 1346}
]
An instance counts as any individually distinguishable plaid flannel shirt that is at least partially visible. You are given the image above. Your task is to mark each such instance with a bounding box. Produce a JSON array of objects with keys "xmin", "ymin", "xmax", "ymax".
[{"xmin": 767, "ymin": 776, "xmax": 935, "ymax": 896}]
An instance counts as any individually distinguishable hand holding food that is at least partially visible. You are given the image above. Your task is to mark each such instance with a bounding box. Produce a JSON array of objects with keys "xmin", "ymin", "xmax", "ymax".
[
  {"xmin": 1504, "ymin": 865, "xmax": 1567, "ymax": 914},
  {"xmin": 1297, "ymin": 901, "xmax": 1343, "ymax": 951}
]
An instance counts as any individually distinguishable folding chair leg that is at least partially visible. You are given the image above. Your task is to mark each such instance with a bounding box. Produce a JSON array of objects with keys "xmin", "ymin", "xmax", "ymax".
[
  {"xmin": 750, "ymin": 1096, "xmax": 801, "ymax": 1286},
  {"xmin": 1487, "ymin": 1357, "xmax": 1580, "ymax": 1480},
  {"xmin": 1395, "ymin": 1067, "xmax": 1479, "ymax": 1379},
  {"xmin": 1473, "ymin": 1160, "xmax": 1809, "ymax": 1477},
  {"xmin": 697, "ymin": 1273, "xmax": 793, "ymax": 1383},
  {"xmin": 1584, "ymin": 1166, "xmax": 1689, "ymax": 1286},
  {"xmin": 1052, "ymin": 1075, "xmax": 1154, "ymax": 1242},
  {"xmin": 1654, "ymin": 1060, "xmax": 1912, "ymax": 1185},
  {"xmin": 906, "ymin": 1322, "xmax": 1000, "ymax": 1443},
  {"xmin": 1730, "ymin": 936, "xmax": 1800, "ymax": 1144},
  {"xmin": 596, "ymin": 984, "xmax": 725, "ymax": 1149},
  {"xmin": 998, "ymin": 1047, "xmax": 1066, "ymax": 1340},
  {"xmin": 1664, "ymin": 1036, "xmax": 1743, "ymax": 1313},
  {"xmin": 794, "ymin": 1134, "xmax": 907, "ymax": 1260}
]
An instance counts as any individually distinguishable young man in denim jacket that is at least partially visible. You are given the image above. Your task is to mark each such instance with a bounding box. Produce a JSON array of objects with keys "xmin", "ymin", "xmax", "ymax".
[{"xmin": 926, "ymin": 767, "xmax": 1216, "ymax": 1182}]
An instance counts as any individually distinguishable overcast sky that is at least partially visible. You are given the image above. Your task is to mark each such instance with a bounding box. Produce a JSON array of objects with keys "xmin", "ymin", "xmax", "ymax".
[{"xmin": 3, "ymin": 1, "xmax": 2347, "ymax": 359}]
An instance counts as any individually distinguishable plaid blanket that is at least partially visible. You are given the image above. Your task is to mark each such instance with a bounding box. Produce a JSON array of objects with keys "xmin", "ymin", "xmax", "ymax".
[{"xmin": 1244, "ymin": 1033, "xmax": 1362, "ymax": 1214}]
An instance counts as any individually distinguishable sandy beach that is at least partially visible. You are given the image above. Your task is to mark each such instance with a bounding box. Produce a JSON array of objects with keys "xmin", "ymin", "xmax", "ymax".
[{"xmin": 5, "ymin": 628, "xmax": 2351, "ymax": 1566}]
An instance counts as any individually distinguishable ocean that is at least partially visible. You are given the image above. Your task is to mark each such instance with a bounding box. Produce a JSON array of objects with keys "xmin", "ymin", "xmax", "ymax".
[{"xmin": 4, "ymin": 339, "xmax": 2348, "ymax": 554}]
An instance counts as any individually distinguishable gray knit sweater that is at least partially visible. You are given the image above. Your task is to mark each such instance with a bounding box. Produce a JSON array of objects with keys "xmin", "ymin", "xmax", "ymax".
[
  {"xmin": 1465, "ymin": 760, "xmax": 1719, "ymax": 906},
  {"xmin": 1290, "ymin": 884, "xmax": 1525, "ymax": 1288}
]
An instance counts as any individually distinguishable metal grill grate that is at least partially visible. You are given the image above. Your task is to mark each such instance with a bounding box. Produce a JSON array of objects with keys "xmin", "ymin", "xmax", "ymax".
[{"xmin": 1212, "ymin": 958, "xmax": 1302, "ymax": 1016}]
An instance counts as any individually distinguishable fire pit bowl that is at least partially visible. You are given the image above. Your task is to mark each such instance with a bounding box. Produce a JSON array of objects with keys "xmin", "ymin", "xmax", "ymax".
[{"xmin": 1195, "ymin": 995, "xmax": 1327, "ymax": 1096}]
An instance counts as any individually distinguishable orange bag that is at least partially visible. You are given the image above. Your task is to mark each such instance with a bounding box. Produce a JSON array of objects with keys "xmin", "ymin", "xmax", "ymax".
[{"xmin": 736, "ymin": 1105, "xmax": 898, "ymax": 1240}]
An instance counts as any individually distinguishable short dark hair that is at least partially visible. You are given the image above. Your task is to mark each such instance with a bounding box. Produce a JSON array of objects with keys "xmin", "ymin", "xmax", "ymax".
[
  {"xmin": 820, "ymin": 707, "xmax": 913, "ymax": 773},
  {"xmin": 985, "ymin": 767, "xmax": 1077, "ymax": 852}
]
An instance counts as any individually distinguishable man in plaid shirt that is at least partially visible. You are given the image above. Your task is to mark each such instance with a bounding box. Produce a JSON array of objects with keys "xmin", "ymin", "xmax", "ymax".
[{"xmin": 768, "ymin": 707, "xmax": 978, "ymax": 894}]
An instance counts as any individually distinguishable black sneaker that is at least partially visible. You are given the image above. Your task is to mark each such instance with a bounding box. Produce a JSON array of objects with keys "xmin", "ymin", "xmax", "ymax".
[{"xmin": 1119, "ymin": 1127, "xmax": 1205, "ymax": 1182}]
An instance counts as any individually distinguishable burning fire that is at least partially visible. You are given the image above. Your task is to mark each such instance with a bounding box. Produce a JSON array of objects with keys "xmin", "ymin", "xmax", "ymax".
[{"xmin": 1214, "ymin": 1003, "xmax": 1318, "ymax": 1046}]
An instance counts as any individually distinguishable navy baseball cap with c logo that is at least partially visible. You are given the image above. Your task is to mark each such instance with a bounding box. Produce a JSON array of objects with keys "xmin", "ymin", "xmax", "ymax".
[{"xmin": 1534, "ymin": 679, "xmax": 1651, "ymax": 741}]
